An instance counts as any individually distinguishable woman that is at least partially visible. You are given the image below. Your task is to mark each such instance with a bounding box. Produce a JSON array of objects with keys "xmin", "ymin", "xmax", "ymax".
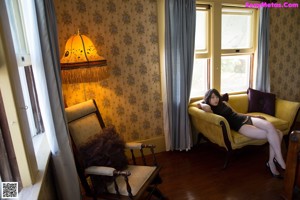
[{"xmin": 199, "ymin": 89, "xmax": 286, "ymax": 178}]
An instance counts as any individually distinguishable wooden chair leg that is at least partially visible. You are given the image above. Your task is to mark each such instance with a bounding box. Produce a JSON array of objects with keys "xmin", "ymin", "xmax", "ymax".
[
  {"xmin": 196, "ymin": 133, "xmax": 203, "ymax": 146},
  {"xmin": 281, "ymin": 131, "xmax": 300, "ymax": 200},
  {"xmin": 153, "ymin": 188, "xmax": 167, "ymax": 200},
  {"xmin": 284, "ymin": 134, "xmax": 290, "ymax": 149},
  {"xmin": 223, "ymin": 151, "xmax": 232, "ymax": 169},
  {"xmin": 147, "ymin": 185, "xmax": 167, "ymax": 200},
  {"xmin": 152, "ymin": 174, "xmax": 163, "ymax": 185}
]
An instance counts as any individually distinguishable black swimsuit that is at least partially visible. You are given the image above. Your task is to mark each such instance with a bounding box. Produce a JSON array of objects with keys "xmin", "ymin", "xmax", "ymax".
[{"xmin": 211, "ymin": 103, "xmax": 252, "ymax": 131}]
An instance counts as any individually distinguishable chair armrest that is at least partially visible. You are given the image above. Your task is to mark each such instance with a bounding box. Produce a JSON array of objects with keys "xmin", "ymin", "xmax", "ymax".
[
  {"xmin": 126, "ymin": 142, "xmax": 158, "ymax": 166},
  {"xmin": 125, "ymin": 142, "xmax": 156, "ymax": 150},
  {"xmin": 126, "ymin": 142, "xmax": 143, "ymax": 149},
  {"xmin": 85, "ymin": 166, "xmax": 133, "ymax": 197},
  {"xmin": 85, "ymin": 166, "xmax": 131, "ymax": 177}
]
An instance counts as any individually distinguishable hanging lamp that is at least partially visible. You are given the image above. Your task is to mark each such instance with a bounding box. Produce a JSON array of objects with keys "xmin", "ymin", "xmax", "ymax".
[{"xmin": 60, "ymin": 31, "xmax": 109, "ymax": 83}]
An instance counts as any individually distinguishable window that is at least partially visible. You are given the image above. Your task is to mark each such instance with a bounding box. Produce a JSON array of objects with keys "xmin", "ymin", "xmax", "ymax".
[
  {"xmin": 191, "ymin": 2, "xmax": 258, "ymax": 98},
  {"xmin": 19, "ymin": 65, "xmax": 45, "ymax": 137},
  {"xmin": 221, "ymin": 55, "xmax": 252, "ymax": 92},
  {"xmin": 221, "ymin": 7, "xmax": 256, "ymax": 93},
  {"xmin": 191, "ymin": 5, "xmax": 210, "ymax": 97},
  {"xmin": 222, "ymin": 8, "xmax": 254, "ymax": 50},
  {"xmin": 0, "ymin": 0, "xmax": 46, "ymax": 189},
  {"xmin": 6, "ymin": 0, "xmax": 44, "ymax": 138}
]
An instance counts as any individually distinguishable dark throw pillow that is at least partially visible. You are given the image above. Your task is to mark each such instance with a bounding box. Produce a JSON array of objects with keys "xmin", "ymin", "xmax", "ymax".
[
  {"xmin": 222, "ymin": 93, "xmax": 229, "ymax": 102},
  {"xmin": 247, "ymin": 88, "xmax": 276, "ymax": 116},
  {"xmin": 79, "ymin": 126, "xmax": 128, "ymax": 194}
]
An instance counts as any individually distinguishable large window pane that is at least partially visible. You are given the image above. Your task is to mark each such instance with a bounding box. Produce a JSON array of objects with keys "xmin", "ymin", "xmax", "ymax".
[
  {"xmin": 221, "ymin": 55, "xmax": 251, "ymax": 93},
  {"xmin": 190, "ymin": 59, "xmax": 208, "ymax": 97},
  {"xmin": 195, "ymin": 10, "xmax": 208, "ymax": 52},
  {"xmin": 222, "ymin": 13, "xmax": 252, "ymax": 49}
]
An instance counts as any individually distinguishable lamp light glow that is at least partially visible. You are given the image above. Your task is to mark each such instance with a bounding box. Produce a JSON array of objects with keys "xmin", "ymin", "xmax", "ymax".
[{"xmin": 60, "ymin": 31, "xmax": 109, "ymax": 83}]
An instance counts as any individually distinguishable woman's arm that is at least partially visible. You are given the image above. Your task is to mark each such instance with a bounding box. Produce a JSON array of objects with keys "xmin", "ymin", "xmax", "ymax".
[
  {"xmin": 197, "ymin": 101, "xmax": 213, "ymax": 113},
  {"xmin": 223, "ymin": 101, "xmax": 266, "ymax": 120}
]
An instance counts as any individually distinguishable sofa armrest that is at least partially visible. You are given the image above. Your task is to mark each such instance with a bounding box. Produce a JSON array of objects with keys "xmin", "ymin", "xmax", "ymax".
[
  {"xmin": 188, "ymin": 106, "xmax": 233, "ymax": 150},
  {"xmin": 188, "ymin": 106, "xmax": 226, "ymax": 126},
  {"xmin": 275, "ymin": 98, "xmax": 300, "ymax": 130}
]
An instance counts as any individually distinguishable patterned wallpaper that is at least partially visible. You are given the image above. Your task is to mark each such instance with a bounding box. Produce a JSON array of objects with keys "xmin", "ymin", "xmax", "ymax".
[
  {"xmin": 54, "ymin": 0, "xmax": 163, "ymax": 142},
  {"xmin": 53, "ymin": 0, "xmax": 300, "ymax": 142},
  {"xmin": 269, "ymin": 0, "xmax": 300, "ymax": 102}
]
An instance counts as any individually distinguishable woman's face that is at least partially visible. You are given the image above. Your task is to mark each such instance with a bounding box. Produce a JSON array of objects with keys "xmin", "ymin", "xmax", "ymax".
[{"xmin": 209, "ymin": 93, "xmax": 219, "ymax": 106}]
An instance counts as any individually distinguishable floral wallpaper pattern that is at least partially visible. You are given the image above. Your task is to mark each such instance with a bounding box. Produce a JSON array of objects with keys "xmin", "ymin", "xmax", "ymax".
[
  {"xmin": 54, "ymin": 0, "xmax": 163, "ymax": 142},
  {"xmin": 54, "ymin": 0, "xmax": 300, "ymax": 142},
  {"xmin": 269, "ymin": 0, "xmax": 300, "ymax": 102}
]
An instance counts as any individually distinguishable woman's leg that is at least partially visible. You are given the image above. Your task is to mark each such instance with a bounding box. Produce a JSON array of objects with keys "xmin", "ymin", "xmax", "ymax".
[
  {"xmin": 238, "ymin": 123, "xmax": 279, "ymax": 175},
  {"xmin": 238, "ymin": 118, "xmax": 286, "ymax": 169},
  {"xmin": 273, "ymin": 129, "xmax": 284, "ymax": 164},
  {"xmin": 252, "ymin": 118, "xmax": 286, "ymax": 169},
  {"xmin": 268, "ymin": 130, "xmax": 284, "ymax": 175}
]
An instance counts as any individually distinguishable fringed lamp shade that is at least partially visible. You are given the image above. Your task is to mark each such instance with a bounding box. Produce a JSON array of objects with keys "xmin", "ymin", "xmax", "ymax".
[{"xmin": 60, "ymin": 32, "xmax": 109, "ymax": 84}]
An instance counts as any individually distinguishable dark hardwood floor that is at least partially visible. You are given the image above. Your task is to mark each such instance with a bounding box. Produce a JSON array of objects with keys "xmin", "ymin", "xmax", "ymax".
[
  {"xmin": 153, "ymin": 124, "xmax": 300, "ymax": 200},
  {"xmin": 154, "ymin": 142, "xmax": 285, "ymax": 200},
  {"xmin": 83, "ymin": 123, "xmax": 300, "ymax": 200}
]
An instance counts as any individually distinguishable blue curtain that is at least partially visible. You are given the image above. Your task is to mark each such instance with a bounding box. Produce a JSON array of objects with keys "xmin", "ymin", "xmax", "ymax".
[
  {"xmin": 256, "ymin": 8, "xmax": 270, "ymax": 92},
  {"xmin": 34, "ymin": 0, "xmax": 81, "ymax": 199},
  {"xmin": 165, "ymin": 0, "xmax": 196, "ymax": 150}
]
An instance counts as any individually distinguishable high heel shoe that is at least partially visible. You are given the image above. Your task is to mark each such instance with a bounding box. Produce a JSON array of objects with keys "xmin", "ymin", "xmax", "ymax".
[
  {"xmin": 266, "ymin": 162, "xmax": 283, "ymax": 179},
  {"xmin": 273, "ymin": 158, "xmax": 286, "ymax": 171}
]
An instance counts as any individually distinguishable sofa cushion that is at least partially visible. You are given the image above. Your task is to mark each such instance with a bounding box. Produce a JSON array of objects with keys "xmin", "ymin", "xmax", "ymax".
[
  {"xmin": 232, "ymin": 112, "xmax": 289, "ymax": 145},
  {"xmin": 248, "ymin": 112, "xmax": 289, "ymax": 134},
  {"xmin": 228, "ymin": 94, "xmax": 249, "ymax": 114},
  {"xmin": 247, "ymin": 88, "xmax": 276, "ymax": 116},
  {"xmin": 232, "ymin": 130, "xmax": 267, "ymax": 147}
]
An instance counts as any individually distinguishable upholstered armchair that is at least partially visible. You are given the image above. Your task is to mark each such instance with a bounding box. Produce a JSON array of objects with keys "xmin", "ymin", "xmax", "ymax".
[{"xmin": 65, "ymin": 99, "xmax": 165, "ymax": 200}]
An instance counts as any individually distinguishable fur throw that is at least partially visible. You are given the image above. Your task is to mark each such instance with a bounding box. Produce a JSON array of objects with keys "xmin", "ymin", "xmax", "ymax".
[{"xmin": 79, "ymin": 126, "xmax": 128, "ymax": 193}]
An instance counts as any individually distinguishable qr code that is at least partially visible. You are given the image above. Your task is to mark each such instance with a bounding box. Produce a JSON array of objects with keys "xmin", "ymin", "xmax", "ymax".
[{"xmin": 1, "ymin": 182, "xmax": 18, "ymax": 199}]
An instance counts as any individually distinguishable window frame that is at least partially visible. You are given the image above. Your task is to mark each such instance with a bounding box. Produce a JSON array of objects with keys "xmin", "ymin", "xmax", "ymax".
[
  {"xmin": 220, "ymin": 6, "xmax": 257, "ymax": 93},
  {"xmin": 0, "ymin": 0, "xmax": 44, "ymax": 189},
  {"xmin": 221, "ymin": 6, "xmax": 257, "ymax": 54},
  {"xmin": 191, "ymin": 5, "xmax": 211, "ymax": 98},
  {"xmin": 0, "ymin": 91, "xmax": 23, "ymax": 190},
  {"xmin": 220, "ymin": 54, "xmax": 254, "ymax": 93},
  {"xmin": 195, "ymin": 5, "xmax": 211, "ymax": 58},
  {"xmin": 6, "ymin": 0, "xmax": 44, "ymax": 138},
  {"xmin": 191, "ymin": 1, "xmax": 259, "ymax": 99}
]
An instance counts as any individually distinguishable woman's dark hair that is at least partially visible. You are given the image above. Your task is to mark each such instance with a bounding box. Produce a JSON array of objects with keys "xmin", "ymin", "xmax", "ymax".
[{"xmin": 204, "ymin": 89, "xmax": 221, "ymax": 106}]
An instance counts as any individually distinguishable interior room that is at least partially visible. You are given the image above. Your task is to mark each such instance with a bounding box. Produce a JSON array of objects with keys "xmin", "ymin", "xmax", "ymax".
[{"xmin": 0, "ymin": 0, "xmax": 299, "ymax": 199}]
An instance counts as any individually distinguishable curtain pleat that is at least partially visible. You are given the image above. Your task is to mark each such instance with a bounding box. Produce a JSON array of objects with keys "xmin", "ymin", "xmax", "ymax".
[
  {"xmin": 165, "ymin": 0, "xmax": 196, "ymax": 150},
  {"xmin": 256, "ymin": 8, "xmax": 270, "ymax": 92},
  {"xmin": 34, "ymin": 0, "xmax": 81, "ymax": 199}
]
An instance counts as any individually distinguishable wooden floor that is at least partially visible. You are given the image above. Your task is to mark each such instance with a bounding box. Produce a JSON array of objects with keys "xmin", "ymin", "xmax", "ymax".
[
  {"xmin": 83, "ymin": 124, "xmax": 300, "ymax": 200},
  {"xmin": 83, "ymin": 142, "xmax": 290, "ymax": 200},
  {"xmin": 153, "ymin": 142, "xmax": 287, "ymax": 200}
]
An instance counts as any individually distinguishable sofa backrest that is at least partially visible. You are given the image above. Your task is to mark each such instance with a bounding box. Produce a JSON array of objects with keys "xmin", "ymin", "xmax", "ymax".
[
  {"xmin": 228, "ymin": 93, "xmax": 248, "ymax": 114},
  {"xmin": 189, "ymin": 93, "xmax": 249, "ymax": 114}
]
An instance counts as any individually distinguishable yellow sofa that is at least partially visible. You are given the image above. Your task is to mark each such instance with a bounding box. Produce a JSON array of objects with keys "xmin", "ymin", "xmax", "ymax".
[{"xmin": 188, "ymin": 93, "xmax": 300, "ymax": 167}]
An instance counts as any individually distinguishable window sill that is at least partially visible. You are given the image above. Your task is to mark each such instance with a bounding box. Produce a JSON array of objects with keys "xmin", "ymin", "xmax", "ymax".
[{"xmin": 18, "ymin": 133, "xmax": 51, "ymax": 200}]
